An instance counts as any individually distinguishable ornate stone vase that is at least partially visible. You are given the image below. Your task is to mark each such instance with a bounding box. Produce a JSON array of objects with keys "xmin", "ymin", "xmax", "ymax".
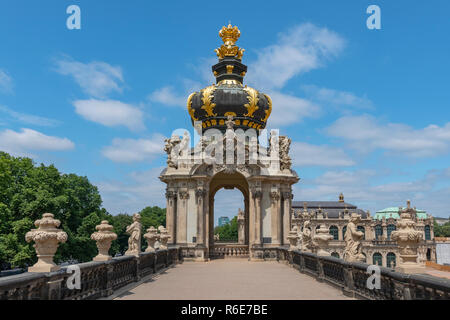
[
  {"xmin": 313, "ymin": 225, "xmax": 333, "ymax": 256},
  {"xmin": 91, "ymin": 220, "xmax": 117, "ymax": 261},
  {"xmin": 287, "ymin": 226, "xmax": 299, "ymax": 251},
  {"xmin": 159, "ymin": 227, "xmax": 170, "ymax": 250},
  {"xmin": 144, "ymin": 226, "xmax": 160, "ymax": 252},
  {"xmin": 391, "ymin": 201, "xmax": 425, "ymax": 273},
  {"xmin": 25, "ymin": 213, "xmax": 68, "ymax": 272}
]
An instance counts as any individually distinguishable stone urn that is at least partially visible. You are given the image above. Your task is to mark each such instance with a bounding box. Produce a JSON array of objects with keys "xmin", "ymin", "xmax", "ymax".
[
  {"xmin": 287, "ymin": 226, "xmax": 299, "ymax": 251},
  {"xmin": 91, "ymin": 220, "xmax": 117, "ymax": 261},
  {"xmin": 25, "ymin": 213, "xmax": 68, "ymax": 272},
  {"xmin": 144, "ymin": 226, "xmax": 160, "ymax": 252},
  {"xmin": 159, "ymin": 226, "xmax": 170, "ymax": 250},
  {"xmin": 313, "ymin": 224, "xmax": 333, "ymax": 256},
  {"xmin": 391, "ymin": 201, "xmax": 426, "ymax": 273}
]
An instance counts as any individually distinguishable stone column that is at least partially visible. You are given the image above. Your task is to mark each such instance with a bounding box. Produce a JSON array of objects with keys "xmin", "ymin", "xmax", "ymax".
[
  {"xmin": 25, "ymin": 213, "xmax": 68, "ymax": 272},
  {"xmin": 270, "ymin": 190, "xmax": 281, "ymax": 245},
  {"xmin": 253, "ymin": 190, "xmax": 262, "ymax": 245},
  {"xmin": 282, "ymin": 190, "xmax": 293, "ymax": 245},
  {"xmin": 248, "ymin": 189, "xmax": 255, "ymax": 245},
  {"xmin": 195, "ymin": 188, "xmax": 206, "ymax": 245},
  {"xmin": 391, "ymin": 200, "xmax": 426, "ymax": 274},
  {"xmin": 237, "ymin": 209, "xmax": 245, "ymax": 244},
  {"xmin": 176, "ymin": 190, "xmax": 189, "ymax": 244},
  {"xmin": 91, "ymin": 220, "xmax": 117, "ymax": 261},
  {"xmin": 165, "ymin": 190, "xmax": 177, "ymax": 244}
]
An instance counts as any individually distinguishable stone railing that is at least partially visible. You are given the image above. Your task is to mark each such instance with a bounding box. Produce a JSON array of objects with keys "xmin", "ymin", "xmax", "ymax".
[
  {"xmin": 0, "ymin": 247, "xmax": 181, "ymax": 300},
  {"xmin": 271, "ymin": 248, "xmax": 450, "ymax": 300},
  {"xmin": 212, "ymin": 244, "xmax": 249, "ymax": 258}
]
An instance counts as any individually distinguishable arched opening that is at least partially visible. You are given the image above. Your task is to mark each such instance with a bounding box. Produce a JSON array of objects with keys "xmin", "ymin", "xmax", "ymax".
[
  {"xmin": 373, "ymin": 252, "xmax": 382, "ymax": 266},
  {"xmin": 387, "ymin": 224, "xmax": 396, "ymax": 240},
  {"xmin": 426, "ymin": 248, "xmax": 431, "ymax": 261},
  {"xmin": 375, "ymin": 224, "xmax": 383, "ymax": 240},
  {"xmin": 387, "ymin": 252, "xmax": 396, "ymax": 268},
  {"xmin": 331, "ymin": 252, "xmax": 340, "ymax": 259},
  {"xmin": 342, "ymin": 226, "xmax": 347, "ymax": 239},
  {"xmin": 213, "ymin": 188, "xmax": 244, "ymax": 242},
  {"xmin": 424, "ymin": 225, "xmax": 431, "ymax": 240},
  {"xmin": 362, "ymin": 252, "xmax": 367, "ymax": 263},
  {"xmin": 329, "ymin": 226, "xmax": 339, "ymax": 240},
  {"xmin": 208, "ymin": 171, "xmax": 249, "ymax": 258}
]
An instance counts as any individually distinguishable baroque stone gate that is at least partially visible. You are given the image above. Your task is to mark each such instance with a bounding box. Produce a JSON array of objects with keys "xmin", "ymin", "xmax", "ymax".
[{"xmin": 159, "ymin": 24, "xmax": 299, "ymax": 260}]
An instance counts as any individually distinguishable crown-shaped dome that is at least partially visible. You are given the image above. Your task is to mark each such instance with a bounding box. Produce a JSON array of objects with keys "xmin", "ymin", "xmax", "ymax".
[{"xmin": 187, "ymin": 25, "xmax": 272, "ymax": 133}]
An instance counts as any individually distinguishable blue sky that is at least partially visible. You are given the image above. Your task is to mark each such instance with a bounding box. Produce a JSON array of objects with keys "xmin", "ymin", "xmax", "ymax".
[{"xmin": 1, "ymin": 0, "xmax": 450, "ymax": 222}]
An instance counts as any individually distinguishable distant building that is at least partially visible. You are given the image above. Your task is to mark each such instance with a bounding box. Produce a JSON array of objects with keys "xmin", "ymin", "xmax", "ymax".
[
  {"xmin": 434, "ymin": 217, "xmax": 449, "ymax": 226},
  {"xmin": 218, "ymin": 216, "xmax": 230, "ymax": 227},
  {"xmin": 291, "ymin": 194, "xmax": 436, "ymax": 268}
]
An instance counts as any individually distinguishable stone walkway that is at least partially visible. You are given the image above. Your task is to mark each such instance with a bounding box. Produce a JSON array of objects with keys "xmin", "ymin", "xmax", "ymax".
[{"xmin": 114, "ymin": 260, "xmax": 352, "ymax": 300}]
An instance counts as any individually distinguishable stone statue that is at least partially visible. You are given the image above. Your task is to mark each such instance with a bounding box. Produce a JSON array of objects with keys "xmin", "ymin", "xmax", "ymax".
[
  {"xmin": 279, "ymin": 136, "xmax": 292, "ymax": 171},
  {"xmin": 391, "ymin": 200, "xmax": 426, "ymax": 273},
  {"xmin": 125, "ymin": 213, "xmax": 142, "ymax": 256},
  {"xmin": 25, "ymin": 213, "xmax": 68, "ymax": 272},
  {"xmin": 301, "ymin": 220, "xmax": 313, "ymax": 252},
  {"xmin": 91, "ymin": 220, "xmax": 117, "ymax": 261},
  {"xmin": 225, "ymin": 115, "xmax": 235, "ymax": 130},
  {"xmin": 144, "ymin": 226, "xmax": 159, "ymax": 252},
  {"xmin": 343, "ymin": 213, "xmax": 365, "ymax": 262},
  {"xmin": 164, "ymin": 135, "xmax": 181, "ymax": 168},
  {"xmin": 313, "ymin": 225, "xmax": 333, "ymax": 256}
]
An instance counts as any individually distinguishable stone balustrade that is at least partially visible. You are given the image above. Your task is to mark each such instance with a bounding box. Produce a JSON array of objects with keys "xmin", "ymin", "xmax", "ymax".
[
  {"xmin": 212, "ymin": 244, "xmax": 249, "ymax": 258},
  {"xmin": 0, "ymin": 247, "xmax": 181, "ymax": 300}
]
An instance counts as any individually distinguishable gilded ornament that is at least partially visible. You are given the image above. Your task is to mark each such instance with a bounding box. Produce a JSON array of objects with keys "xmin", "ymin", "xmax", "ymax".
[
  {"xmin": 226, "ymin": 65, "xmax": 234, "ymax": 74},
  {"xmin": 261, "ymin": 93, "xmax": 272, "ymax": 122},
  {"xmin": 243, "ymin": 87, "xmax": 259, "ymax": 117},
  {"xmin": 187, "ymin": 92, "xmax": 198, "ymax": 121},
  {"xmin": 201, "ymin": 85, "xmax": 217, "ymax": 117},
  {"xmin": 214, "ymin": 24, "xmax": 245, "ymax": 60}
]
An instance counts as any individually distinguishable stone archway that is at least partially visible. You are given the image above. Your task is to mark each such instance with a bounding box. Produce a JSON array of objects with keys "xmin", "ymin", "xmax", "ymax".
[{"xmin": 208, "ymin": 171, "xmax": 249, "ymax": 258}]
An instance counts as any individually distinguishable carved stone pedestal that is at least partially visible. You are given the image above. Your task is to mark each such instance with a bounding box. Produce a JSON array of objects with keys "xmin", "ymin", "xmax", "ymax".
[{"xmin": 91, "ymin": 220, "xmax": 117, "ymax": 261}]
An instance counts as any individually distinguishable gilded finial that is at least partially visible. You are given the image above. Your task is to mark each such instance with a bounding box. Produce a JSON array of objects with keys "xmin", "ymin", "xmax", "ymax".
[{"xmin": 215, "ymin": 24, "xmax": 245, "ymax": 60}]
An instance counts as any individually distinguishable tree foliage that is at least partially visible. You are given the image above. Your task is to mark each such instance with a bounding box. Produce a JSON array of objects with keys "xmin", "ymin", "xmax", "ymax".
[
  {"xmin": 0, "ymin": 152, "xmax": 166, "ymax": 269},
  {"xmin": 434, "ymin": 219, "xmax": 450, "ymax": 237},
  {"xmin": 214, "ymin": 216, "xmax": 238, "ymax": 241}
]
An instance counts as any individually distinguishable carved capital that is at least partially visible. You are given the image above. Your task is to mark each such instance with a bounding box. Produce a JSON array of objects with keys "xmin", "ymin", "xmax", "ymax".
[
  {"xmin": 252, "ymin": 190, "xmax": 262, "ymax": 199},
  {"xmin": 178, "ymin": 191, "xmax": 189, "ymax": 200},
  {"xmin": 270, "ymin": 191, "xmax": 280, "ymax": 204},
  {"xmin": 281, "ymin": 191, "xmax": 292, "ymax": 200},
  {"xmin": 165, "ymin": 190, "xmax": 177, "ymax": 200}
]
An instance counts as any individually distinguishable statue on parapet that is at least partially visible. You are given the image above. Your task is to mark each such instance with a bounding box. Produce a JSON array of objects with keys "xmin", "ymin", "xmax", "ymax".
[
  {"xmin": 343, "ymin": 213, "xmax": 365, "ymax": 262},
  {"xmin": 125, "ymin": 213, "xmax": 142, "ymax": 256},
  {"xmin": 301, "ymin": 220, "xmax": 313, "ymax": 252}
]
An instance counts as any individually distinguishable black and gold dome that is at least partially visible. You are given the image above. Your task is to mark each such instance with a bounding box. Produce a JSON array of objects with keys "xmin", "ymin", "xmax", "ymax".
[{"xmin": 187, "ymin": 24, "xmax": 272, "ymax": 133}]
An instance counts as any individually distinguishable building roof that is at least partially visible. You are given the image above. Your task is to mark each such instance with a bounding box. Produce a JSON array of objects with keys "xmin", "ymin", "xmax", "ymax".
[
  {"xmin": 374, "ymin": 207, "xmax": 428, "ymax": 220},
  {"xmin": 292, "ymin": 201, "xmax": 368, "ymax": 219}
]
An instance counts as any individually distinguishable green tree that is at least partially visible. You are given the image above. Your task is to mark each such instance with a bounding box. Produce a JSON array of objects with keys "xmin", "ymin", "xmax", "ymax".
[
  {"xmin": 434, "ymin": 219, "xmax": 450, "ymax": 237},
  {"xmin": 214, "ymin": 216, "xmax": 238, "ymax": 241}
]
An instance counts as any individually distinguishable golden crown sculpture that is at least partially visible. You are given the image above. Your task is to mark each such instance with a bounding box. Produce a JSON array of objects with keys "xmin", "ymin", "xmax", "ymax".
[{"xmin": 214, "ymin": 24, "xmax": 245, "ymax": 60}]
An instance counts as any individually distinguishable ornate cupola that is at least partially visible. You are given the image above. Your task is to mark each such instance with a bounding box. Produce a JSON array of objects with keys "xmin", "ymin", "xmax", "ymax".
[{"xmin": 187, "ymin": 24, "xmax": 272, "ymax": 133}]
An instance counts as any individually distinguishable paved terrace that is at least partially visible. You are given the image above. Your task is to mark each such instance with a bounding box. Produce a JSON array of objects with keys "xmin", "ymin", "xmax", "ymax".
[{"xmin": 113, "ymin": 260, "xmax": 352, "ymax": 300}]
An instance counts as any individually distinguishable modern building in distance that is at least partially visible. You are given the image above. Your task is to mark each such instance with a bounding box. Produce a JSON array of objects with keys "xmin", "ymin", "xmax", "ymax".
[
  {"xmin": 218, "ymin": 216, "xmax": 230, "ymax": 227},
  {"xmin": 434, "ymin": 217, "xmax": 450, "ymax": 226},
  {"xmin": 291, "ymin": 193, "xmax": 436, "ymax": 268}
]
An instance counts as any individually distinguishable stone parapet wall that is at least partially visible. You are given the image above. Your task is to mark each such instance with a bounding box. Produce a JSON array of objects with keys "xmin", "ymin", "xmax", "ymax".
[{"xmin": 0, "ymin": 247, "xmax": 182, "ymax": 300}]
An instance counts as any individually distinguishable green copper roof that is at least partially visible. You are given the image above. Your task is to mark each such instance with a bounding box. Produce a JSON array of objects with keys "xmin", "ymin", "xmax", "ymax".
[{"xmin": 374, "ymin": 207, "xmax": 427, "ymax": 220}]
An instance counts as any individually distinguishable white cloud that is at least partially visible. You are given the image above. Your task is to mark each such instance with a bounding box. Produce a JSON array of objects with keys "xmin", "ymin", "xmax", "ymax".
[
  {"xmin": 246, "ymin": 23, "xmax": 345, "ymax": 90},
  {"xmin": 301, "ymin": 85, "xmax": 374, "ymax": 110},
  {"xmin": 291, "ymin": 141, "xmax": 355, "ymax": 167},
  {"xmin": 148, "ymin": 86, "xmax": 186, "ymax": 108},
  {"xmin": 0, "ymin": 69, "xmax": 13, "ymax": 94},
  {"xmin": 54, "ymin": 57, "xmax": 124, "ymax": 98},
  {"xmin": 73, "ymin": 99, "xmax": 145, "ymax": 131},
  {"xmin": 97, "ymin": 167, "xmax": 166, "ymax": 214},
  {"xmin": 0, "ymin": 128, "xmax": 74, "ymax": 157},
  {"xmin": 0, "ymin": 105, "xmax": 60, "ymax": 127},
  {"xmin": 327, "ymin": 115, "xmax": 450, "ymax": 157},
  {"xmin": 102, "ymin": 134, "xmax": 165, "ymax": 163},
  {"xmin": 267, "ymin": 91, "xmax": 320, "ymax": 126}
]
